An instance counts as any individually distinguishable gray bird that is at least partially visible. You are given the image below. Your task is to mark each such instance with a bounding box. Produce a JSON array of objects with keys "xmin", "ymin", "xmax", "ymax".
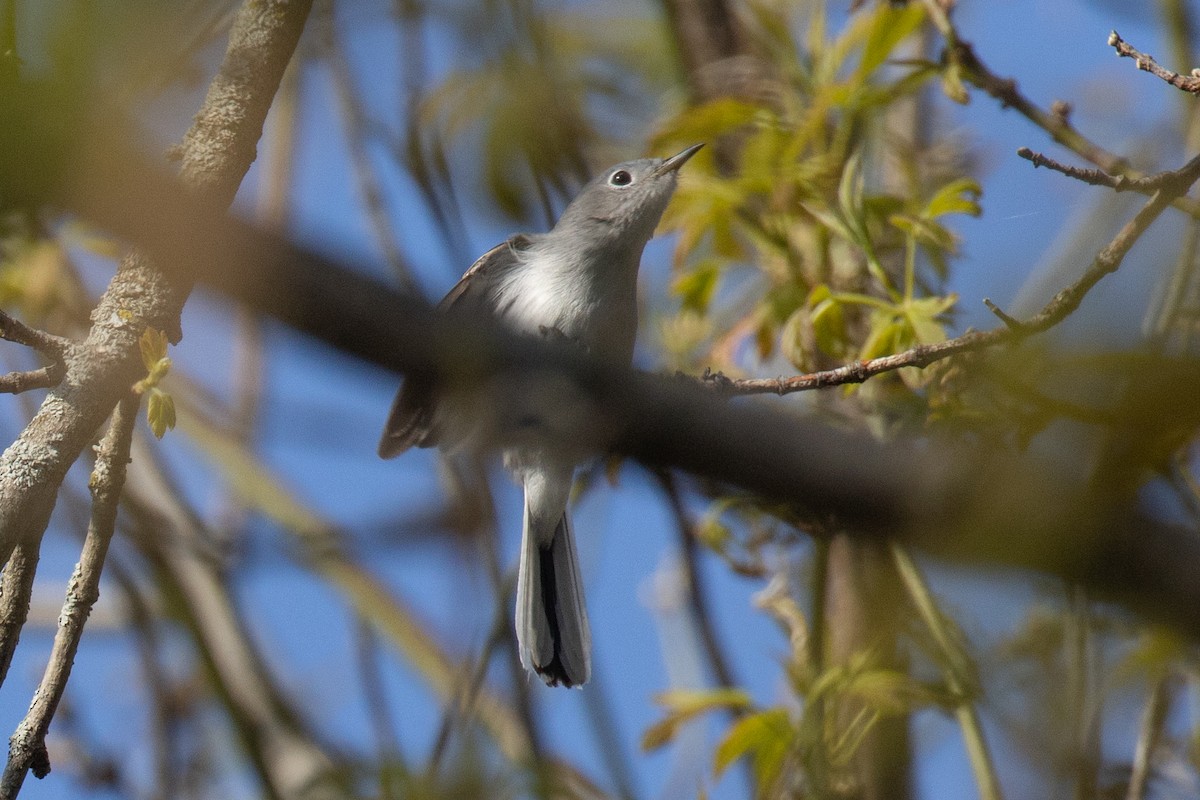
[{"xmin": 379, "ymin": 144, "xmax": 703, "ymax": 687}]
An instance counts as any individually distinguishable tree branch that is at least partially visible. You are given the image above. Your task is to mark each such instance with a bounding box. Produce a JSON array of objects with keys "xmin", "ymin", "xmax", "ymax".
[
  {"xmin": 656, "ymin": 471, "xmax": 739, "ymax": 693},
  {"xmin": 1109, "ymin": 30, "xmax": 1200, "ymax": 95},
  {"xmin": 1016, "ymin": 147, "xmax": 1190, "ymax": 193},
  {"xmin": 1, "ymin": 392, "xmax": 138, "ymax": 798},
  {"xmin": 927, "ymin": 6, "xmax": 1200, "ymax": 215},
  {"xmin": 0, "ymin": 0, "xmax": 313, "ymax": 666},
  {"xmin": 716, "ymin": 151, "xmax": 1200, "ymax": 396},
  {"xmin": 0, "ymin": 310, "xmax": 70, "ymax": 393}
]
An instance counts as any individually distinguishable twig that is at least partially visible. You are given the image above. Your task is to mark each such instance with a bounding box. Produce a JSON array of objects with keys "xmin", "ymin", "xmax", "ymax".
[
  {"xmin": 1, "ymin": 391, "xmax": 138, "ymax": 798},
  {"xmin": 890, "ymin": 545, "xmax": 1003, "ymax": 800},
  {"xmin": 0, "ymin": 311, "xmax": 69, "ymax": 359},
  {"xmin": 655, "ymin": 472, "xmax": 739, "ymax": 692},
  {"xmin": 926, "ymin": 7, "xmax": 1200, "ymax": 214},
  {"xmin": 1110, "ymin": 30, "xmax": 1200, "ymax": 95},
  {"xmin": 106, "ymin": 556, "xmax": 179, "ymax": 800},
  {"xmin": 982, "ymin": 298, "xmax": 1023, "ymax": 330},
  {"xmin": 320, "ymin": 3, "xmax": 417, "ymax": 290},
  {"xmin": 717, "ymin": 152, "xmax": 1200, "ymax": 397},
  {"xmin": 945, "ymin": 39, "xmax": 1128, "ymax": 175},
  {"xmin": 355, "ymin": 618, "xmax": 405, "ymax": 799},
  {"xmin": 427, "ymin": 600, "xmax": 508, "ymax": 777},
  {"xmin": 1125, "ymin": 672, "xmax": 1174, "ymax": 800},
  {"xmin": 1017, "ymin": 147, "xmax": 1191, "ymax": 192},
  {"xmin": 1067, "ymin": 585, "xmax": 1100, "ymax": 800},
  {"xmin": 0, "ymin": 310, "xmax": 70, "ymax": 393}
]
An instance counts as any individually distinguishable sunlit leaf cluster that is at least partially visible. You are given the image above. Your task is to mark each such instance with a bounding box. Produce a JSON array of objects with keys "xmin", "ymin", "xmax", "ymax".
[{"xmin": 652, "ymin": 3, "xmax": 979, "ymax": 412}]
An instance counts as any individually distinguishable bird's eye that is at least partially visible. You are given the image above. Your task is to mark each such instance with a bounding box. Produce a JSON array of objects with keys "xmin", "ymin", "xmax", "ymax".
[{"xmin": 609, "ymin": 170, "xmax": 633, "ymax": 187}]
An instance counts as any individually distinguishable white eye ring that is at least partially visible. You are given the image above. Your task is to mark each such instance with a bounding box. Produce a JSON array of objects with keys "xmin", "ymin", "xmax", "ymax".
[{"xmin": 609, "ymin": 170, "xmax": 633, "ymax": 187}]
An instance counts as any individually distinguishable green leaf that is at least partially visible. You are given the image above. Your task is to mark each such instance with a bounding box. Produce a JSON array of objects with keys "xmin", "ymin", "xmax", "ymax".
[
  {"xmin": 139, "ymin": 327, "xmax": 169, "ymax": 373},
  {"xmin": 844, "ymin": 668, "xmax": 941, "ymax": 715},
  {"xmin": 653, "ymin": 98, "xmax": 764, "ymax": 147},
  {"xmin": 941, "ymin": 60, "xmax": 970, "ymax": 104},
  {"xmin": 924, "ymin": 178, "xmax": 982, "ymax": 220},
  {"xmin": 713, "ymin": 708, "xmax": 792, "ymax": 785},
  {"xmin": 858, "ymin": 3, "xmax": 927, "ymax": 80},
  {"xmin": 779, "ymin": 307, "xmax": 810, "ymax": 371},
  {"xmin": 146, "ymin": 388, "xmax": 176, "ymax": 439},
  {"xmin": 642, "ymin": 688, "xmax": 754, "ymax": 752},
  {"xmin": 673, "ymin": 261, "xmax": 722, "ymax": 313},
  {"xmin": 891, "ymin": 214, "xmax": 957, "ymax": 252},
  {"xmin": 904, "ymin": 294, "xmax": 957, "ymax": 345}
]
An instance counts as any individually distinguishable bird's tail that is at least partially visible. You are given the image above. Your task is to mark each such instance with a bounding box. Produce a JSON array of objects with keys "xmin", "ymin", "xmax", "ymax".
[{"xmin": 515, "ymin": 497, "xmax": 591, "ymax": 688}]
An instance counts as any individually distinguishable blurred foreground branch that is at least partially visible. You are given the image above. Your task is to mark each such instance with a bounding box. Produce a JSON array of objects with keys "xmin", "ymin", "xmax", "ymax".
[{"xmin": 5, "ymin": 94, "xmax": 1200, "ymax": 646}]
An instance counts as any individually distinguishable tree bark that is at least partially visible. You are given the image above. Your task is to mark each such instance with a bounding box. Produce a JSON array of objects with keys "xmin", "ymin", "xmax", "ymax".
[{"xmin": 0, "ymin": 0, "xmax": 313, "ymax": 616}]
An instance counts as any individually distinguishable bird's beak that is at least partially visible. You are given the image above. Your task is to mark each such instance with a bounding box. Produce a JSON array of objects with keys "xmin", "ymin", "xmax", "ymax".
[{"xmin": 652, "ymin": 143, "xmax": 704, "ymax": 177}]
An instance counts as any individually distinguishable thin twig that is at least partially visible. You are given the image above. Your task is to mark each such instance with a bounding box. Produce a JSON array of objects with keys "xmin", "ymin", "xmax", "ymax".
[
  {"xmin": 0, "ymin": 366, "xmax": 62, "ymax": 394},
  {"xmin": 1017, "ymin": 147, "xmax": 1189, "ymax": 192},
  {"xmin": 1110, "ymin": 30, "xmax": 1200, "ymax": 95},
  {"xmin": 1, "ymin": 391, "xmax": 138, "ymax": 798},
  {"xmin": 0, "ymin": 311, "xmax": 69, "ymax": 359},
  {"xmin": 321, "ymin": 2, "xmax": 417, "ymax": 291},
  {"xmin": 1067, "ymin": 585, "xmax": 1099, "ymax": 800},
  {"xmin": 1125, "ymin": 672, "xmax": 1174, "ymax": 800},
  {"xmin": 355, "ymin": 618, "xmax": 405, "ymax": 799},
  {"xmin": 655, "ymin": 472, "xmax": 739, "ymax": 692},
  {"xmin": 106, "ymin": 556, "xmax": 179, "ymax": 800},
  {"xmin": 890, "ymin": 545, "xmax": 1003, "ymax": 800},
  {"xmin": 716, "ymin": 152, "xmax": 1200, "ymax": 397},
  {"xmin": 982, "ymin": 298, "xmax": 1024, "ymax": 330},
  {"xmin": 925, "ymin": 8, "xmax": 1200, "ymax": 216},
  {"xmin": 0, "ymin": 310, "xmax": 70, "ymax": 393}
]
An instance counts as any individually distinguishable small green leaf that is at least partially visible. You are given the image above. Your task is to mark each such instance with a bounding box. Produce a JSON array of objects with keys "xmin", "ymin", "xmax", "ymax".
[
  {"xmin": 904, "ymin": 294, "xmax": 957, "ymax": 345},
  {"xmin": 673, "ymin": 261, "xmax": 722, "ymax": 313},
  {"xmin": 858, "ymin": 3, "xmax": 927, "ymax": 80},
  {"xmin": 844, "ymin": 668, "xmax": 941, "ymax": 715},
  {"xmin": 941, "ymin": 61, "xmax": 970, "ymax": 104},
  {"xmin": 713, "ymin": 708, "xmax": 792, "ymax": 785},
  {"xmin": 652, "ymin": 98, "xmax": 763, "ymax": 146},
  {"xmin": 642, "ymin": 688, "xmax": 754, "ymax": 752},
  {"xmin": 147, "ymin": 388, "xmax": 176, "ymax": 439},
  {"xmin": 924, "ymin": 178, "xmax": 982, "ymax": 220},
  {"xmin": 139, "ymin": 328, "xmax": 169, "ymax": 373},
  {"xmin": 808, "ymin": 284, "xmax": 848, "ymax": 356}
]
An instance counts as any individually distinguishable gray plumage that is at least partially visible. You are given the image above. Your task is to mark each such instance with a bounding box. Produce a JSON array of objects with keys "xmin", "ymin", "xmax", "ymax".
[{"xmin": 379, "ymin": 144, "xmax": 702, "ymax": 687}]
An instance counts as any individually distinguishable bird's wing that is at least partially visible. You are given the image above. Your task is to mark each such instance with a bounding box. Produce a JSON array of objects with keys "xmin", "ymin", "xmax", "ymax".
[{"xmin": 377, "ymin": 235, "xmax": 532, "ymax": 459}]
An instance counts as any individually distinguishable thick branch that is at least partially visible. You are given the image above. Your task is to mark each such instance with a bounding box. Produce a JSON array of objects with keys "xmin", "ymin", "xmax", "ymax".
[
  {"xmin": 1, "ymin": 392, "xmax": 138, "ymax": 798},
  {"xmin": 0, "ymin": 0, "xmax": 312, "ymax": 613}
]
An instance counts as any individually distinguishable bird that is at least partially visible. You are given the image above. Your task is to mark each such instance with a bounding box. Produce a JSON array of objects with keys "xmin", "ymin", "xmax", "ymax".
[{"xmin": 379, "ymin": 144, "xmax": 703, "ymax": 687}]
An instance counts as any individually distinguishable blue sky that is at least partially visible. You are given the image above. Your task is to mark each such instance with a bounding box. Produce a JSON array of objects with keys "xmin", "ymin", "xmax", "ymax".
[{"xmin": 5, "ymin": 2, "xmax": 1198, "ymax": 798}]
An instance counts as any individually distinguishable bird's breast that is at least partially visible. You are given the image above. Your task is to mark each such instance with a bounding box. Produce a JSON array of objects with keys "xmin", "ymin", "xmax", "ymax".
[{"xmin": 494, "ymin": 251, "xmax": 637, "ymax": 358}]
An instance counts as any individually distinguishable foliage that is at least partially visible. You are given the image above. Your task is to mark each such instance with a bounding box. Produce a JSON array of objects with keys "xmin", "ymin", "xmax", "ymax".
[{"xmin": 134, "ymin": 327, "xmax": 175, "ymax": 438}]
